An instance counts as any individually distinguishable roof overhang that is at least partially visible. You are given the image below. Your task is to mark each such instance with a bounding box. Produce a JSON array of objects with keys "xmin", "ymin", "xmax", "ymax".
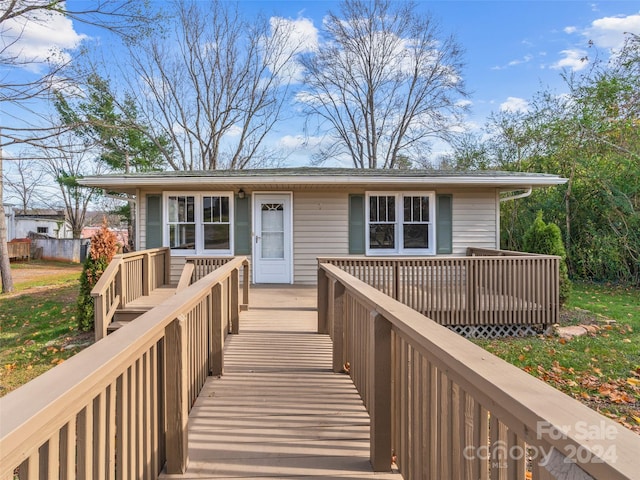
[{"xmin": 77, "ymin": 168, "xmax": 567, "ymax": 195}]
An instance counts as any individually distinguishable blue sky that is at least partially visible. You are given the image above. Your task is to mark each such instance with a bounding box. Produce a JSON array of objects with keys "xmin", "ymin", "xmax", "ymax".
[
  {"xmin": 2, "ymin": 1, "xmax": 639, "ymax": 167},
  {"xmin": 233, "ymin": 0, "xmax": 640, "ymax": 161}
]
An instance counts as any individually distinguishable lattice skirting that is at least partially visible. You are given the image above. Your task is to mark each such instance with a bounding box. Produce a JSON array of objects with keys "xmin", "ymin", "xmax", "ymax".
[{"xmin": 447, "ymin": 323, "xmax": 549, "ymax": 339}]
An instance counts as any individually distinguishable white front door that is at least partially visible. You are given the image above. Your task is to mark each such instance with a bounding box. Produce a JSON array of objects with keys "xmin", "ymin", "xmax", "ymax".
[{"xmin": 253, "ymin": 193, "xmax": 292, "ymax": 284}]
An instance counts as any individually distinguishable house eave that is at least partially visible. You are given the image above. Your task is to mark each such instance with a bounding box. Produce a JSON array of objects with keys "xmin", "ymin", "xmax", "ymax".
[{"xmin": 78, "ymin": 170, "xmax": 567, "ymax": 195}]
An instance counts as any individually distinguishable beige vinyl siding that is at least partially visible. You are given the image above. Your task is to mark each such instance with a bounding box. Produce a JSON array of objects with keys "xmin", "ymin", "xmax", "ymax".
[
  {"xmin": 138, "ymin": 189, "xmax": 146, "ymax": 249},
  {"xmin": 450, "ymin": 188, "xmax": 498, "ymax": 254},
  {"xmin": 293, "ymin": 192, "xmax": 349, "ymax": 284}
]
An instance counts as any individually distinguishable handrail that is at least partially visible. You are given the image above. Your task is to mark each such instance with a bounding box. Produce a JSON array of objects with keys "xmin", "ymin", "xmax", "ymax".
[
  {"xmin": 1, "ymin": 256, "xmax": 250, "ymax": 479},
  {"xmin": 91, "ymin": 247, "xmax": 171, "ymax": 340},
  {"xmin": 318, "ymin": 263, "xmax": 639, "ymax": 479}
]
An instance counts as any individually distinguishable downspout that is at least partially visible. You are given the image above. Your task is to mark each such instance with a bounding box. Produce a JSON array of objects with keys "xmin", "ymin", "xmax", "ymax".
[
  {"xmin": 498, "ymin": 187, "xmax": 533, "ymax": 249},
  {"xmin": 102, "ymin": 190, "xmax": 137, "ymax": 250},
  {"xmin": 499, "ymin": 186, "xmax": 532, "ymax": 203}
]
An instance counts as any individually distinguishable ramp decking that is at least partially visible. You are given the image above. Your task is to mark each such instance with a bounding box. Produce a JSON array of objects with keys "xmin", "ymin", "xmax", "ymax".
[{"xmin": 161, "ymin": 286, "xmax": 397, "ymax": 479}]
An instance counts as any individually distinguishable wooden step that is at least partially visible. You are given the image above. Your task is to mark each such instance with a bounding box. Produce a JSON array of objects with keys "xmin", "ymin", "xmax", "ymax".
[{"xmin": 114, "ymin": 308, "xmax": 149, "ymax": 323}]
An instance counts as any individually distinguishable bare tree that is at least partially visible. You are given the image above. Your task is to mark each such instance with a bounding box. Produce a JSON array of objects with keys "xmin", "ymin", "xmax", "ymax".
[
  {"xmin": 4, "ymin": 158, "xmax": 48, "ymax": 211},
  {"xmin": 0, "ymin": 141, "xmax": 14, "ymax": 293},
  {"xmin": 0, "ymin": 0, "xmax": 157, "ymax": 290},
  {"xmin": 35, "ymin": 132, "xmax": 101, "ymax": 239},
  {"xmin": 127, "ymin": 0, "xmax": 305, "ymax": 171},
  {"xmin": 299, "ymin": 0, "xmax": 468, "ymax": 169}
]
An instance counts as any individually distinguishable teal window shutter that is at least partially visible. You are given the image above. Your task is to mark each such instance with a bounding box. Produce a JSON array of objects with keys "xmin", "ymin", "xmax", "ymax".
[
  {"xmin": 436, "ymin": 194, "xmax": 453, "ymax": 254},
  {"xmin": 349, "ymin": 194, "xmax": 365, "ymax": 254},
  {"xmin": 146, "ymin": 194, "xmax": 163, "ymax": 249},
  {"xmin": 234, "ymin": 196, "xmax": 251, "ymax": 255}
]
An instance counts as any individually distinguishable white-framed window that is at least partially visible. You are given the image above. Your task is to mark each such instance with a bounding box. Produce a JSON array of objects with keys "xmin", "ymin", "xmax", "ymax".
[
  {"xmin": 366, "ymin": 191, "xmax": 435, "ymax": 255},
  {"xmin": 164, "ymin": 192, "xmax": 233, "ymax": 255}
]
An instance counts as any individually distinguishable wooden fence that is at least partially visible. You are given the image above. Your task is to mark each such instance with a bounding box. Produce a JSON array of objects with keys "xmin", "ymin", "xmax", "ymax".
[
  {"xmin": 0, "ymin": 256, "xmax": 249, "ymax": 479},
  {"xmin": 319, "ymin": 248, "xmax": 559, "ymax": 328},
  {"xmin": 7, "ymin": 241, "xmax": 30, "ymax": 260},
  {"xmin": 317, "ymin": 263, "xmax": 639, "ymax": 479}
]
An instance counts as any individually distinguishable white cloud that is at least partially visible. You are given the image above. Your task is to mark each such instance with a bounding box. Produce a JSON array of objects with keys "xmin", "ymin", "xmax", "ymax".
[
  {"xmin": 278, "ymin": 134, "xmax": 323, "ymax": 150},
  {"xmin": 267, "ymin": 16, "xmax": 318, "ymax": 83},
  {"xmin": 500, "ymin": 97, "xmax": 529, "ymax": 113},
  {"xmin": 0, "ymin": 7, "xmax": 87, "ymax": 72},
  {"xmin": 492, "ymin": 54, "xmax": 534, "ymax": 70},
  {"xmin": 586, "ymin": 13, "xmax": 640, "ymax": 49},
  {"xmin": 564, "ymin": 26, "xmax": 577, "ymax": 34},
  {"xmin": 551, "ymin": 49, "xmax": 589, "ymax": 71}
]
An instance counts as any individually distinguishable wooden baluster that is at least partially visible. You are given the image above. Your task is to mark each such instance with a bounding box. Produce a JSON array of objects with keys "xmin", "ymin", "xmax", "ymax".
[
  {"xmin": 165, "ymin": 316, "xmax": 188, "ymax": 474},
  {"xmin": 370, "ymin": 312, "xmax": 392, "ymax": 472}
]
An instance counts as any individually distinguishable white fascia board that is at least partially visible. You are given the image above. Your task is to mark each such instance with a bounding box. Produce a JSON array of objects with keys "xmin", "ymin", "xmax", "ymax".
[{"xmin": 79, "ymin": 174, "xmax": 567, "ymax": 189}]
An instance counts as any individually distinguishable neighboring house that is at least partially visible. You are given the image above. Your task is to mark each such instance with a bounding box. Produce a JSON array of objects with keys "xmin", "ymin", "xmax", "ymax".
[
  {"xmin": 78, "ymin": 168, "xmax": 566, "ymax": 284},
  {"xmin": 12, "ymin": 209, "xmax": 73, "ymax": 240}
]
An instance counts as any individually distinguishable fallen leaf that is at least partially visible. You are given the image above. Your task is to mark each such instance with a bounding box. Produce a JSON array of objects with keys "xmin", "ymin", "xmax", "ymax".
[{"xmin": 626, "ymin": 378, "xmax": 640, "ymax": 387}]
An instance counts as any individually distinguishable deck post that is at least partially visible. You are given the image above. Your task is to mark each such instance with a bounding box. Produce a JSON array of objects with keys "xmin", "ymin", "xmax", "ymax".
[
  {"xmin": 241, "ymin": 260, "xmax": 250, "ymax": 310},
  {"xmin": 370, "ymin": 312, "xmax": 392, "ymax": 472},
  {"xmin": 94, "ymin": 297, "xmax": 106, "ymax": 342},
  {"xmin": 230, "ymin": 268, "xmax": 239, "ymax": 334},
  {"xmin": 332, "ymin": 281, "xmax": 346, "ymax": 374},
  {"xmin": 317, "ymin": 266, "xmax": 328, "ymax": 334},
  {"xmin": 165, "ymin": 316, "xmax": 189, "ymax": 474},
  {"xmin": 143, "ymin": 251, "xmax": 151, "ymax": 295},
  {"xmin": 164, "ymin": 248, "xmax": 172, "ymax": 285},
  {"xmin": 116, "ymin": 264, "xmax": 126, "ymax": 308},
  {"xmin": 210, "ymin": 283, "xmax": 224, "ymax": 376}
]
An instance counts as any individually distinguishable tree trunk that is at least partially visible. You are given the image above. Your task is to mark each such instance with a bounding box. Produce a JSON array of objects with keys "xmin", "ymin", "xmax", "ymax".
[{"xmin": 0, "ymin": 155, "xmax": 15, "ymax": 293}]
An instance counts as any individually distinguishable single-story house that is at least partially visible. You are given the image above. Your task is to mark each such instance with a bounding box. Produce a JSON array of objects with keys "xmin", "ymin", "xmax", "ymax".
[
  {"xmin": 10, "ymin": 208, "xmax": 73, "ymax": 240},
  {"xmin": 78, "ymin": 168, "xmax": 566, "ymax": 285}
]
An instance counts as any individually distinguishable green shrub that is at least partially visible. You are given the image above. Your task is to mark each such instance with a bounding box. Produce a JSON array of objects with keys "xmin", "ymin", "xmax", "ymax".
[
  {"xmin": 77, "ymin": 223, "xmax": 119, "ymax": 331},
  {"xmin": 523, "ymin": 211, "xmax": 572, "ymax": 306}
]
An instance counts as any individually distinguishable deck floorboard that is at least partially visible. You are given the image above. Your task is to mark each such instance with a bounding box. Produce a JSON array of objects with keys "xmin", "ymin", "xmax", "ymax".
[{"xmin": 161, "ymin": 286, "xmax": 398, "ymax": 479}]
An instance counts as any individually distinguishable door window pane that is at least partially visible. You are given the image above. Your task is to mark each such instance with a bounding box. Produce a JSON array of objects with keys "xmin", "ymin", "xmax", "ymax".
[{"xmin": 261, "ymin": 203, "xmax": 284, "ymax": 258}]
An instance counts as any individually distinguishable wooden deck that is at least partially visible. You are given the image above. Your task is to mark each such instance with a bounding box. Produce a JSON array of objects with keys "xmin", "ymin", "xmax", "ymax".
[{"xmin": 161, "ymin": 285, "xmax": 398, "ymax": 479}]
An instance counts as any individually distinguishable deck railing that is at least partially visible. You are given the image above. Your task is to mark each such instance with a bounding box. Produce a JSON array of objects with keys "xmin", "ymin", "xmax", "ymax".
[
  {"xmin": 319, "ymin": 248, "xmax": 559, "ymax": 328},
  {"xmin": 91, "ymin": 247, "xmax": 171, "ymax": 341},
  {"xmin": 317, "ymin": 263, "xmax": 639, "ymax": 479},
  {"xmin": 0, "ymin": 256, "xmax": 249, "ymax": 479}
]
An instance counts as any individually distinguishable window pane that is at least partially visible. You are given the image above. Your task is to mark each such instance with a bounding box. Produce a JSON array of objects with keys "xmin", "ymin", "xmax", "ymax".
[
  {"xmin": 168, "ymin": 196, "xmax": 178, "ymax": 222},
  {"xmin": 169, "ymin": 224, "xmax": 195, "ymax": 249},
  {"xmin": 403, "ymin": 224, "xmax": 428, "ymax": 249},
  {"xmin": 369, "ymin": 224, "xmax": 395, "ymax": 249},
  {"xmin": 204, "ymin": 224, "xmax": 230, "ymax": 249},
  {"xmin": 386, "ymin": 196, "xmax": 395, "ymax": 222},
  {"xmin": 404, "ymin": 196, "xmax": 412, "ymax": 222},
  {"xmin": 369, "ymin": 196, "xmax": 378, "ymax": 222},
  {"xmin": 186, "ymin": 197, "xmax": 195, "ymax": 222},
  {"xmin": 218, "ymin": 197, "xmax": 229, "ymax": 222},
  {"xmin": 421, "ymin": 196, "xmax": 429, "ymax": 222},
  {"xmin": 203, "ymin": 197, "xmax": 212, "ymax": 222}
]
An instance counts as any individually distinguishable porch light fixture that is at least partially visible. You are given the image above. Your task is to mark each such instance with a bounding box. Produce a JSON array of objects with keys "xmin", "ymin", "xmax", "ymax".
[{"xmin": 238, "ymin": 189, "xmax": 246, "ymax": 199}]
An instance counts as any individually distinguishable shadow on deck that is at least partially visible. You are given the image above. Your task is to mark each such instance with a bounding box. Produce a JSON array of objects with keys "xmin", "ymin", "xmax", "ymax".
[{"xmin": 161, "ymin": 285, "xmax": 398, "ymax": 479}]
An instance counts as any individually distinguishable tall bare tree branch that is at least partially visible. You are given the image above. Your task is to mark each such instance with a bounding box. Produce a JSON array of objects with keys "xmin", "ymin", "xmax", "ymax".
[{"xmin": 299, "ymin": 0, "xmax": 468, "ymax": 169}]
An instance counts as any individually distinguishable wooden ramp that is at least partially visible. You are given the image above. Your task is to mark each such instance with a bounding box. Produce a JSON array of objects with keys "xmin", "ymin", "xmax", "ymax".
[{"xmin": 161, "ymin": 286, "xmax": 398, "ymax": 479}]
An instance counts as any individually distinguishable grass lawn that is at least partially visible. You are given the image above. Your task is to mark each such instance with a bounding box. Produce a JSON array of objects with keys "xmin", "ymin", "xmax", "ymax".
[
  {"xmin": 0, "ymin": 261, "xmax": 92, "ymax": 396},
  {"xmin": 474, "ymin": 282, "xmax": 640, "ymax": 433}
]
